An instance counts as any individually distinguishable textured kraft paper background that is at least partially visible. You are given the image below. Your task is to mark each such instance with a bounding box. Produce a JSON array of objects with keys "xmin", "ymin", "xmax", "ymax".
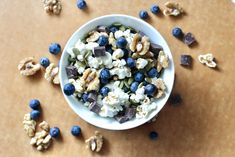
[{"xmin": 0, "ymin": 0, "xmax": 235, "ymax": 157}]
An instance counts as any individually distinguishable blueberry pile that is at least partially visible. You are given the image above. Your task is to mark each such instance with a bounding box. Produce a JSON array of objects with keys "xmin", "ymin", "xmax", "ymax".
[{"xmin": 64, "ymin": 23, "xmax": 169, "ymax": 123}]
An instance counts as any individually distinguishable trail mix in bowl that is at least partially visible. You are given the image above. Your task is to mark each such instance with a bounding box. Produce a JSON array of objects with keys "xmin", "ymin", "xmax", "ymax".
[{"xmin": 65, "ymin": 23, "xmax": 170, "ymax": 123}]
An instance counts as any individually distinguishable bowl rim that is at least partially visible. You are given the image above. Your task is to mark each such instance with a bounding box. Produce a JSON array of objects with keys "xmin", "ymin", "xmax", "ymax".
[{"xmin": 59, "ymin": 14, "xmax": 175, "ymax": 130}]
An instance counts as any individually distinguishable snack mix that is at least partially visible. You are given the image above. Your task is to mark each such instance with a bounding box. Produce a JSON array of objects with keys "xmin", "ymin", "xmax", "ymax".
[{"xmin": 64, "ymin": 23, "xmax": 170, "ymax": 123}]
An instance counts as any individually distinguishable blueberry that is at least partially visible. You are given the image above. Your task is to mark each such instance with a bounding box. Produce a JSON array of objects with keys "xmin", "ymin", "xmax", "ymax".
[
  {"xmin": 147, "ymin": 68, "xmax": 159, "ymax": 78},
  {"xmin": 50, "ymin": 127, "xmax": 60, "ymax": 138},
  {"xmin": 144, "ymin": 84, "xmax": 157, "ymax": 96},
  {"xmin": 134, "ymin": 72, "xmax": 145, "ymax": 82},
  {"xmin": 29, "ymin": 99, "xmax": 40, "ymax": 110},
  {"xmin": 130, "ymin": 82, "xmax": 139, "ymax": 93},
  {"xmin": 100, "ymin": 78, "xmax": 109, "ymax": 84},
  {"xmin": 172, "ymin": 27, "xmax": 183, "ymax": 38},
  {"xmin": 149, "ymin": 131, "xmax": 158, "ymax": 140},
  {"xmin": 100, "ymin": 68, "xmax": 111, "ymax": 79},
  {"xmin": 116, "ymin": 37, "xmax": 127, "ymax": 48},
  {"xmin": 122, "ymin": 48, "xmax": 129, "ymax": 59},
  {"xmin": 30, "ymin": 110, "xmax": 40, "ymax": 120},
  {"xmin": 100, "ymin": 87, "xmax": 110, "ymax": 96},
  {"xmin": 126, "ymin": 57, "xmax": 136, "ymax": 68},
  {"xmin": 82, "ymin": 93, "xmax": 88, "ymax": 102},
  {"xmin": 109, "ymin": 26, "xmax": 118, "ymax": 33},
  {"xmin": 97, "ymin": 35, "xmax": 108, "ymax": 46},
  {"xmin": 49, "ymin": 43, "xmax": 61, "ymax": 55},
  {"xmin": 139, "ymin": 10, "xmax": 149, "ymax": 19},
  {"xmin": 77, "ymin": 0, "xmax": 87, "ymax": 9},
  {"xmin": 150, "ymin": 5, "xmax": 160, "ymax": 14},
  {"xmin": 71, "ymin": 126, "xmax": 81, "ymax": 136},
  {"xmin": 40, "ymin": 57, "xmax": 50, "ymax": 68},
  {"xmin": 63, "ymin": 83, "xmax": 75, "ymax": 96}
]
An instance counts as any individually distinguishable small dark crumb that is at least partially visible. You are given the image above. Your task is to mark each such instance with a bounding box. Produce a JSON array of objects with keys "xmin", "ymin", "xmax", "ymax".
[
  {"xmin": 149, "ymin": 131, "xmax": 158, "ymax": 140},
  {"xmin": 169, "ymin": 93, "xmax": 182, "ymax": 106},
  {"xmin": 183, "ymin": 33, "xmax": 196, "ymax": 46},
  {"xmin": 180, "ymin": 55, "xmax": 192, "ymax": 66}
]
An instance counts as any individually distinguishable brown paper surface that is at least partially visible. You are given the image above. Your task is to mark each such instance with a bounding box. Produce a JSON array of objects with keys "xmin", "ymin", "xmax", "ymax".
[{"xmin": 0, "ymin": 0, "xmax": 235, "ymax": 157}]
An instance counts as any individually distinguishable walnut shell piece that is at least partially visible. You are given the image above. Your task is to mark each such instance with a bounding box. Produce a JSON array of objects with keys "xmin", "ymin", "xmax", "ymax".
[
  {"xmin": 163, "ymin": 1, "xmax": 184, "ymax": 16},
  {"xmin": 44, "ymin": 63, "xmax": 60, "ymax": 84},
  {"xmin": 18, "ymin": 57, "xmax": 41, "ymax": 76},
  {"xmin": 85, "ymin": 131, "xmax": 104, "ymax": 152}
]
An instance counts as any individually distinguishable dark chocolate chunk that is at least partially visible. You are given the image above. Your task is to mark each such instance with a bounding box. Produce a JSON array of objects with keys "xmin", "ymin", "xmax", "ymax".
[
  {"xmin": 87, "ymin": 91, "xmax": 98, "ymax": 102},
  {"xmin": 89, "ymin": 101, "xmax": 101, "ymax": 114},
  {"xmin": 97, "ymin": 25, "xmax": 108, "ymax": 32},
  {"xmin": 180, "ymin": 55, "xmax": 192, "ymax": 66},
  {"xmin": 94, "ymin": 46, "xmax": 106, "ymax": 57},
  {"xmin": 183, "ymin": 33, "xmax": 196, "ymax": 46},
  {"xmin": 125, "ymin": 107, "xmax": 136, "ymax": 119},
  {"xmin": 65, "ymin": 66, "xmax": 79, "ymax": 79},
  {"xmin": 150, "ymin": 43, "xmax": 163, "ymax": 57},
  {"xmin": 115, "ymin": 116, "xmax": 129, "ymax": 124},
  {"xmin": 169, "ymin": 93, "xmax": 182, "ymax": 106}
]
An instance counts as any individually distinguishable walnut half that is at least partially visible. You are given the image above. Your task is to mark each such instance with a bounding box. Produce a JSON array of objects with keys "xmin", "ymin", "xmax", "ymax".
[
  {"xmin": 18, "ymin": 57, "xmax": 41, "ymax": 76},
  {"xmin": 44, "ymin": 63, "xmax": 60, "ymax": 84},
  {"xmin": 85, "ymin": 131, "xmax": 104, "ymax": 152},
  {"xmin": 163, "ymin": 2, "xmax": 184, "ymax": 16}
]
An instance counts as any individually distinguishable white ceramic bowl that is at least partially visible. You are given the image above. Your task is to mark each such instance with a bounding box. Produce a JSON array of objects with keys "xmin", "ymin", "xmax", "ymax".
[{"xmin": 59, "ymin": 14, "xmax": 175, "ymax": 130}]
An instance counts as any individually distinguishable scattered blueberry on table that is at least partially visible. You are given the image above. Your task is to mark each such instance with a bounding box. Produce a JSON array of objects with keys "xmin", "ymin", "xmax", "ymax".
[
  {"xmin": 150, "ymin": 5, "xmax": 160, "ymax": 14},
  {"xmin": 144, "ymin": 84, "xmax": 157, "ymax": 96},
  {"xmin": 139, "ymin": 10, "xmax": 149, "ymax": 19},
  {"xmin": 77, "ymin": 0, "xmax": 87, "ymax": 9},
  {"xmin": 63, "ymin": 83, "xmax": 75, "ymax": 96},
  {"xmin": 30, "ymin": 110, "xmax": 40, "ymax": 120},
  {"xmin": 49, "ymin": 43, "xmax": 61, "ymax": 55},
  {"xmin": 40, "ymin": 57, "xmax": 50, "ymax": 68},
  {"xmin": 71, "ymin": 126, "xmax": 81, "ymax": 136},
  {"xmin": 100, "ymin": 86, "xmax": 110, "ymax": 96},
  {"xmin": 116, "ymin": 37, "xmax": 127, "ymax": 48},
  {"xmin": 50, "ymin": 127, "xmax": 60, "ymax": 138},
  {"xmin": 172, "ymin": 27, "xmax": 183, "ymax": 38},
  {"xmin": 29, "ymin": 99, "xmax": 40, "ymax": 110},
  {"xmin": 149, "ymin": 131, "xmax": 158, "ymax": 140}
]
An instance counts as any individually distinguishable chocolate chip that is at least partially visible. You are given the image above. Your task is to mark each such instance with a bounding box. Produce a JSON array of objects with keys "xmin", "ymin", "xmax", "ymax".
[
  {"xmin": 183, "ymin": 33, "xmax": 196, "ymax": 46},
  {"xmin": 94, "ymin": 46, "xmax": 106, "ymax": 57},
  {"xmin": 169, "ymin": 93, "xmax": 182, "ymax": 106},
  {"xmin": 89, "ymin": 101, "xmax": 101, "ymax": 114},
  {"xmin": 97, "ymin": 25, "xmax": 108, "ymax": 32},
  {"xmin": 180, "ymin": 55, "xmax": 192, "ymax": 66},
  {"xmin": 87, "ymin": 91, "xmax": 98, "ymax": 102},
  {"xmin": 65, "ymin": 65, "xmax": 79, "ymax": 79},
  {"xmin": 150, "ymin": 43, "xmax": 163, "ymax": 57}
]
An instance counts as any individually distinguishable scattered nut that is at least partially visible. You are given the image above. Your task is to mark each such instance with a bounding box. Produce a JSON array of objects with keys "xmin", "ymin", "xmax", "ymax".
[
  {"xmin": 18, "ymin": 57, "xmax": 41, "ymax": 76},
  {"xmin": 23, "ymin": 113, "xmax": 36, "ymax": 137},
  {"xmin": 85, "ymin": 131, "xmax": 104, "ymax": 152},
  {"xmin": 163, "ymin": 1, "xmax": 184, "ymax": 16},
  {"xmin": 43, "ymin": 0, "xmax": 62, "ymax": 15},
  {"xmin": 198, "ymin": 53, "xmax": 217, "ymax": 68},
  {"xmin": 44, "ymin": 63, "xmax": 60, "ymax": 84},
  {"xmin": 39, "ymin": 121, "xmax": 50, "ymax": 132}
]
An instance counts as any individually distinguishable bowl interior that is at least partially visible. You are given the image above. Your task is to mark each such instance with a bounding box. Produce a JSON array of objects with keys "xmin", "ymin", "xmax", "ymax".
[{"xmin": 59, "ymin": 14, "xmax": 175, "ymax": 130}]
